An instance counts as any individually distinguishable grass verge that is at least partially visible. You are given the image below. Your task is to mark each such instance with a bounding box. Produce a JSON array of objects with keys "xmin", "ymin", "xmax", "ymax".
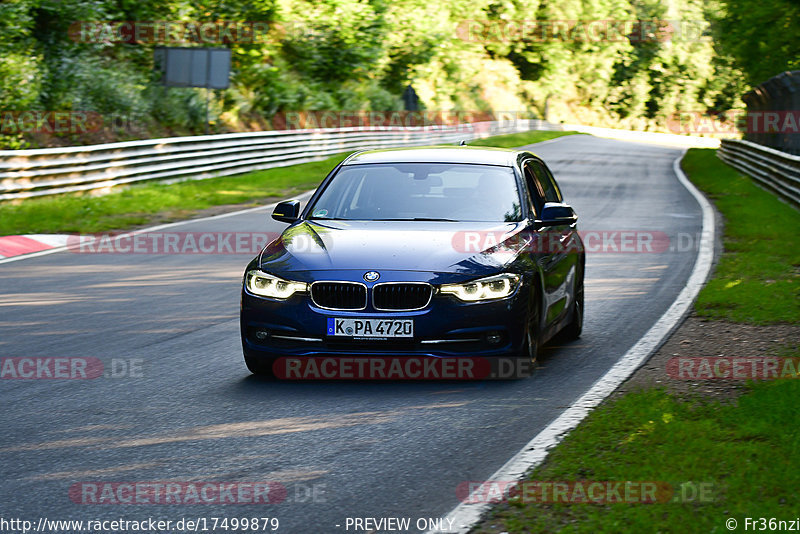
[
  {"xmin": 0, "ymin": 129, "xmax": 574, "ymax": 235},
  {"xmin": 469, "ymin": 130, "xmax": 579, "ymax": 149},
  {"xmin": 472, "ymin": 148, "xmax": 800, "ymax": 533},
  {"xmin": 0, "ymin": 154, "xmax": 350, "ymax": 235},
  {"xmin": 474, "ymin": 377, "xmax": 800, "ymax": 533},
  {"xmin": 683, "ymin": 149, "xmax": 800, "ymax": 324}
]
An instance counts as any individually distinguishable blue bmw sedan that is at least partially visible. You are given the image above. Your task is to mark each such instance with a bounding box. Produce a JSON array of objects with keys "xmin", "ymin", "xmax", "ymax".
[{"xmin": 240, "ymin": 145, "xmax": 584, "ymax": 378}]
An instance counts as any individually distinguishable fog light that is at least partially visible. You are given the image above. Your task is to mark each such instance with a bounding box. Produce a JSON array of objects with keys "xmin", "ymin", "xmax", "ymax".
[
  {"xmin": 254, "ymin": 329, "xmax": 270, "ymax": 341},
  {"xmin": 486, "ymin": 331, "xmax": 503, "ymax": 345}
]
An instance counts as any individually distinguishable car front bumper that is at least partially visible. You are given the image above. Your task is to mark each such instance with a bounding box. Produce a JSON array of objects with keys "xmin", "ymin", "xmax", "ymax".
[{"xmin": 240, "ymin": 272, "xmax": 530, "ymax": 362}]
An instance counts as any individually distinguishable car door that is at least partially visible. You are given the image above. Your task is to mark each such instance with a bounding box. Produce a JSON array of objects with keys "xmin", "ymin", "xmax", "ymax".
[{"xmin": 523, "ymin": 158, "xmax": 577, "ymax": 327}]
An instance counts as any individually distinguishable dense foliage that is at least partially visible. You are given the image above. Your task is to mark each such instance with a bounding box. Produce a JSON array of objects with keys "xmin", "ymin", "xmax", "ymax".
[
  {"xmin": 712, "ymin": 0, "xmax": 800, "ymax": 87},
  {"xmin": 0, "ymin": 0, "xmax": 795, "ymax": 147}
]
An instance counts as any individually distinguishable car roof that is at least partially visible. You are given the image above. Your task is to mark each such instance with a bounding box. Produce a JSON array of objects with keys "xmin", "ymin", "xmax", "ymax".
[{"xmin": 342, "ymin": 145, "xmax": 528, "ymax": 167}]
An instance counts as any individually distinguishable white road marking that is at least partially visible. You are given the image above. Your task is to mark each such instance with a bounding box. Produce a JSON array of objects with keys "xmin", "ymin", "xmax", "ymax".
[
  {"xmin": 0, "ymin": 191, "xmax": 316, "ymax": 265},
  {"xmin": 428, "ymin": 149, "xmax": 715, "ymax": 533}
]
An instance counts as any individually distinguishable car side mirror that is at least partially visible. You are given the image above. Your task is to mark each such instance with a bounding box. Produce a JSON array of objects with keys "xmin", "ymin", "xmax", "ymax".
[
  {"xmin": 272, "ymin": 200, "xmax": 301, "ymax": 223},
  {"xmin": 536, "ymin": 202, "xmax": 578, "ymax": 227}
]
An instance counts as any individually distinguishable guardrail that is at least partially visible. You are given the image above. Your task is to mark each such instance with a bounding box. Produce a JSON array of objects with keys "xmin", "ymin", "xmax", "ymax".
[
  {"xmin": 718, "ymin": 138, "xmax": 800, "ymax": 208},
  {"xmin": 0, "ymin": 120, "xmax": 555, "ymax": 201}
]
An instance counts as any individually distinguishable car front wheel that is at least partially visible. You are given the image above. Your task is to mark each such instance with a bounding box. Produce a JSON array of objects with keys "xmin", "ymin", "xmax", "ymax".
[
  {"xmin": 243, "ymin": 350, "xmax": 276, "ymax": 377},
  {"xmin": 562, "ymin": 266, "xmax": 584, "ymax": 340},
  {"xmin": 515, "ymin": 291, "xmax": 541, "ymax": 378}
]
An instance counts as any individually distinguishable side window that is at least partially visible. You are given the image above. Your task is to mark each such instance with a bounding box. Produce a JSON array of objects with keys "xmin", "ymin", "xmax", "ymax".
[
  {"xmin": 529, "ymin": 160, "xmax": 560, "ymax": 204},
  {"xmin": 522, "ymin": 162, "xmax": 542, "ymax": 216},
  {"xmin": 523, "ymin": 160, "xmax": 548, "ymax": 214},
  {"xmin": 541, "ymin": 162, "xmax": 563, "ymax": 203}
]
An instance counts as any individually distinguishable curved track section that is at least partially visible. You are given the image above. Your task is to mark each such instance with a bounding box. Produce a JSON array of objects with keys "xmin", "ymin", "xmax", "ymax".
[{"xmin": 0, "ymin": 135, "xmax": 704, "ymax": 532}]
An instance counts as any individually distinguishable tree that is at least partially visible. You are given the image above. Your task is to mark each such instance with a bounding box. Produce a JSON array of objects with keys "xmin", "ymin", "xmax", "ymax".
[{"xmin": 712, "ymin": 0, "xmax": 800, "ymax": 86}]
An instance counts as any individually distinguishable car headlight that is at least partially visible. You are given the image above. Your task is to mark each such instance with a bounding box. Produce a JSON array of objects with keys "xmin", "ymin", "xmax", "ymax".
[
  {"xmin": 439, "ymin": 273, "xmax": 521, "ymax": 302},
  {"xmin": 245, "ymin": 270, "xmax": 307, "ymax": 299}
]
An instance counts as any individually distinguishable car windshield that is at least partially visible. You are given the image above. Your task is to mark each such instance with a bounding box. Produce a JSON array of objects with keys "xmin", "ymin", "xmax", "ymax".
[{"xmin": 307, "ymin": 163, "xmax": 522, "ymax": 222}]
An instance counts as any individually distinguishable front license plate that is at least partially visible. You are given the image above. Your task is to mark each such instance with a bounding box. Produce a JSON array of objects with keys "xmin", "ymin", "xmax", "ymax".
[{"xmin": 327, "ymin": 318, "xmax": 413, "ymax": 338}]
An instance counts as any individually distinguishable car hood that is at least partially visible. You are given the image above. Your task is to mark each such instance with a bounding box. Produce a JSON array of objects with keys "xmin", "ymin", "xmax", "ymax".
[{"xmin": 259, "ymin": 220, "xmax": 528, "ymax": 276}]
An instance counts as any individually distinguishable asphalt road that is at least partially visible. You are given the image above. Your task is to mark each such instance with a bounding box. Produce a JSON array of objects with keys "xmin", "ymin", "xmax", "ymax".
[{"xmin": 0, "ymin": 135, "xmax": 702, "ymax": 533}]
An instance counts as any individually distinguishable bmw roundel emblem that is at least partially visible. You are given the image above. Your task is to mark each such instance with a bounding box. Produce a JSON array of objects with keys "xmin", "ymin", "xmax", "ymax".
[{"xmin": 364, "ymin": 271, "xmax": 380, "ymax": 282}]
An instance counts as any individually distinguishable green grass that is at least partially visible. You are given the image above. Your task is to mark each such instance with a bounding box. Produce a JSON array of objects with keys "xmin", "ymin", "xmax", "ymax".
[
  {"xmin": 0, "ymin": 154, "xmax": 351, "ymax": 235},
  {"xmin": 470, "ymin": 130, "xmax": 579, "ymax": 149},
  {"xmin": 476, "ymin": 376, "xmax": 800, "ymax": 534},
  {"xmin": 473, "ymin": 147, "xmax": 800, "ymax": 533},
  {"xmin": 0, "ymin": 129, "xmax": 577, "ymax": 235},
  {"xmin": 682, "ymin": 149, "xmax": 800, "ymax": 324}
]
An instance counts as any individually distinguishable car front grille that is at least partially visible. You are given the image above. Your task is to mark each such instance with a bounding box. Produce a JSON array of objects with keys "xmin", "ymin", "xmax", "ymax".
[
  {"xmin": 310, "ymin": 282, "xmax": 367, "ymax": 310},
  {"xmin": 372, "ymin": 283, "xmax": 433, "ymax": 311}
]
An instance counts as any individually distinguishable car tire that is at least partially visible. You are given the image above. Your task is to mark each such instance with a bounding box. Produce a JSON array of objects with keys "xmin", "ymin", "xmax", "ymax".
[
  {"xmin": 562, "ymin": 266, "xmax": 584, "ymax": 341},
  {"xmin": 516, "ymin": 290, "xmax": 541, "ymax": 378},
  {"xmin": 243, "ymin": 351, "xmax": 276, "ymax": 377}
]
